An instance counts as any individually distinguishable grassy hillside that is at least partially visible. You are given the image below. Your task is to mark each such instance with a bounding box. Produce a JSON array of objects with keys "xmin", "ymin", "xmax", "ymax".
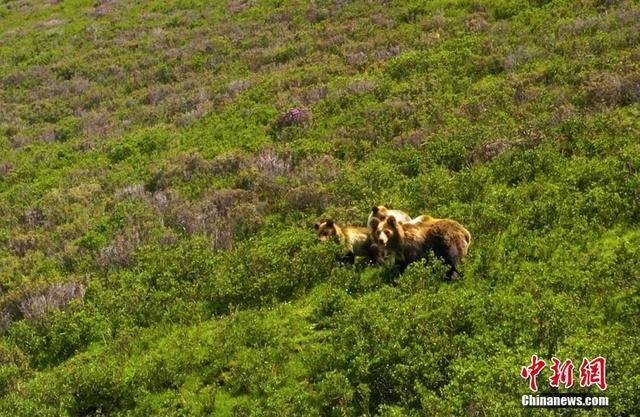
[{"xmin": 1, "ymin": 0, "xmax": 639, "ymax": 415}]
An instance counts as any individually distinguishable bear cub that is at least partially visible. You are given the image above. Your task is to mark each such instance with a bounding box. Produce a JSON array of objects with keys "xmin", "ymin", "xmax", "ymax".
[{"xmin": 315, "ymin": 220, "xmax": 383, "ymax": 265}]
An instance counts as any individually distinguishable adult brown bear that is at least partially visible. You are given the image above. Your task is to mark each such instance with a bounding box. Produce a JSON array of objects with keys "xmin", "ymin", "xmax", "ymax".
[{"xmin": 372, "ymin": 215, "xmax": 471, "ymax": 279}]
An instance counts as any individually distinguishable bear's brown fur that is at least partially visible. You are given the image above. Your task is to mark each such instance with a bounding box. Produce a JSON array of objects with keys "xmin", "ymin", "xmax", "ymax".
[
  {"xmin": 373, "ymin": 215, "xmax": 471, "ymax": 279},
  {"xmin": 315, "ymin": 220, "xmax": 383, "ymax": 264}
]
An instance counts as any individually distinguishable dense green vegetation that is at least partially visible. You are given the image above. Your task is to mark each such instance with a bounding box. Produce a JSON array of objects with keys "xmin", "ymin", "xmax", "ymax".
[{"xmin": 1, "ymin": 0, "xmax": 639, "ymax": 415}]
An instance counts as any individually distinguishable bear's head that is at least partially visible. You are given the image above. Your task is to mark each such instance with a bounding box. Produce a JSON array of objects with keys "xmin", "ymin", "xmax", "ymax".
[
  {"xmin": 371, "ymin": 204, "xmax": 392, "ymax": 217},
  {"xmin": 314, "ymin": 220, "xmax": 338, "ymax": 241},
  {"xmin": 373, "ymin": 215, "xmax": 399, "ymax": 247},
  {"xmin": 369, "ymin": 204, "xmax": 393, "ymax": 231}
]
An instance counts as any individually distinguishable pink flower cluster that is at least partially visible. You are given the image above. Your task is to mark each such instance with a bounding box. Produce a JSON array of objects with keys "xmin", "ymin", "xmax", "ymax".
[{"xmin": 279, "ymin": 107, "xmax": 312, "ymax": 127}]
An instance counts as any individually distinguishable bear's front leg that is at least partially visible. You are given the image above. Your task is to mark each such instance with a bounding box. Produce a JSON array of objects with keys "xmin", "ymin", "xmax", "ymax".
[
  {"xmin": 367, "ymin": 243, "xmax": 385, "ymax": 265},
  {"xmin": 393, "ymin": 252, "xmax": 408, "ymax": 273},
  {"xmin": 339, "ymin": 252, "xmax": 356, "ymax": 264}
]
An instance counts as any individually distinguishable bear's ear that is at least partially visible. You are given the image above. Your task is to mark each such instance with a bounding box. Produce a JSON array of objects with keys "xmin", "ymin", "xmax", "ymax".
[
  {"xmin": 314, "ymin": 222, "xmax": 320, "ymax": 230},
  {"xmin": 371, "ymin": 206, "xmax": 379, "ymax": 214},
  {"xmin": 387, "ymin": 216, "xmax": 396, "ymax": 227},
  {"xmin": 326, "ymin": 219, "xmax": 334, "ymax": 227}
]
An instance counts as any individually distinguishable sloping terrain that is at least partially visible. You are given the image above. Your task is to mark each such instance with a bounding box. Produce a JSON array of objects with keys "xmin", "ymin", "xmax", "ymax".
[{"xmin": 0, "ymin": 0, "xmax": 639, "ymax": 415}]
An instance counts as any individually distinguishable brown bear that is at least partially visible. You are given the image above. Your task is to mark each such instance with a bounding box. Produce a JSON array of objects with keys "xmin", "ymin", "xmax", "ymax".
[
  {"xmin": 367, "ymin": 206, "xmax": 425, "ymax": 264},
  {"xmin": 315, "ymin": 220, "xmax": 383, "ymax": 265},
  {"xmin": 372, "ymin": 215, "xmax": 471, "ymax": 279}
]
